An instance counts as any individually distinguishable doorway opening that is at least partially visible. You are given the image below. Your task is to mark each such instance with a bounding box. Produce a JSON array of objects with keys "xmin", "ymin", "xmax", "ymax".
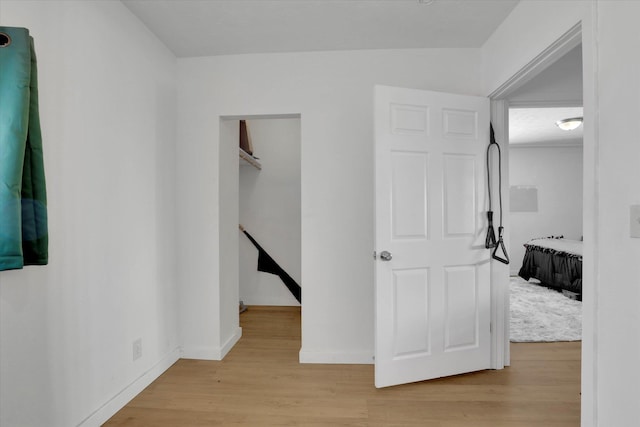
[
  {"xmin": 220, "ymin": 114, "xmax": 302, "ymax": 352},
  {"xmin": 497, "ymin": 40, "xmax": 584, "ymax": 415},
  {"xmin": 238, "ymin": 117, "xmax": 302, "ymax": 307},
  {"xmin": 507, "ymin": 41, "xmax": 583, "ymax": 336},
  {"xmin": 508, "ymin": 102, "xmax": 583, "ymax": 336}
]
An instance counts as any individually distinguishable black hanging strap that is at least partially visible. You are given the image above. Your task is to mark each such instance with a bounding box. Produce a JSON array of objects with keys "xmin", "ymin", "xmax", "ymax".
[
  {"xmin": 486, "ymin": 124, "xmax": 509, "ymax": 265},
  {"xmin": 240, "ymin": 226, "xmax": 302, "ymax": 303},
  {"xmin": 485, "ymin": 127, "xmax": 498, "ymax": 249},
  {"xmin": 494, "ymin": 226, "xmax": 509, "ymax": 265},
  {"xmin": 485, "ymin": 209, "xmax": 497, "ymax": 249}
]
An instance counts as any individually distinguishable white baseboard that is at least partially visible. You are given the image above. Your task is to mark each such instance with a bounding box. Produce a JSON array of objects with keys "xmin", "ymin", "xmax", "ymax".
[
  {"xmin": 79, "ymin": 347, "xmax": 181, "ymax": 427},
  {"xmin": 218, "ymin": 327, "xmax": 242, "ymax": 359},
  {"xmin": 299, "ymin": 349, "xmax": 374, "ymax": 365},
  {"xmin": 181, "ymin": 327, "xmax": 242, "ymax": 360},
  {"xmin": 181, "ymin": 345, "xmax": 219, "ymax": 360}
]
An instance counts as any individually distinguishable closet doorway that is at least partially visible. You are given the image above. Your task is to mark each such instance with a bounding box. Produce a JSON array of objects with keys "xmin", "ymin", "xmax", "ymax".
[
  {"xmin": 238, "ymin": 117, "xmax": 301, "ymax": 307},
  {"xmin": 220, "ymin": 114, "xmax": 302, "ymax": 349}
]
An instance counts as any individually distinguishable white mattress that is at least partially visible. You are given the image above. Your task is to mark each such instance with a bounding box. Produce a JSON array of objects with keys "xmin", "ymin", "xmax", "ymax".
[{"xmin": 526, "ymin": 238, "xmax": 583, "ymax": 256}]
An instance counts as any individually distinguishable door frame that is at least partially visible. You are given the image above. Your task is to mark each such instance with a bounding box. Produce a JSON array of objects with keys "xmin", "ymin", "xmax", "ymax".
[
  {"xmin": 488, "ymin": 21, "xmax": 596, "ymax": 424},
  {"xmin": 218, "ymin": 113, "xmax": 303, "ymax": 358}
]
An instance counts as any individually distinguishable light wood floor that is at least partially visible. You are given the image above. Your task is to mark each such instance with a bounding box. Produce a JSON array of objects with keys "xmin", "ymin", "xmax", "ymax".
[{"xmin": 104, "ymin": 306, "xmax": 581, "ymax": 426}]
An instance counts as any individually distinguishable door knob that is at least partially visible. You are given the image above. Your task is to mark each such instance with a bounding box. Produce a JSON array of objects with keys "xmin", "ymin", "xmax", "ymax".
[{"xmin": 379, "ymin": 251, "xmax": 392, "ymax": 261}]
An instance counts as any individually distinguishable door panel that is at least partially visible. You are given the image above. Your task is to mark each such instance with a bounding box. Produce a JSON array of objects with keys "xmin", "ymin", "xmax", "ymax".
[
  {"xmin": 444, "ymin": 265, "xmax": 478, "ymax": 351},
  {"xmin": 392, "ymin": 268, "xmax": 430, "ymax": 357},
  {"xmin": 443, "ymin": 154, "xmax": 476, "ymax": 236},
  {"xmin": 374, "ymin": 85, "xmax": 490, "ymax": 388},
  {"xmin": 391, "ymin": 151, "xmax": 429, "ymax": 239},
  {"xmin": 391, "ymin": 104, "xmax": 429, "ymax": 135},
  {"xmin": 443, "ymin": 109, "xmax": 478, "ymax": 139}
]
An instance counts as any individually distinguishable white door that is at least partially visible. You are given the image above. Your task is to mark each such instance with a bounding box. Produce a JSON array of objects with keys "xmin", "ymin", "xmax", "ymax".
[{"xmin": 374, "ymin": 85, "xmax": 491, "ymax": 388}]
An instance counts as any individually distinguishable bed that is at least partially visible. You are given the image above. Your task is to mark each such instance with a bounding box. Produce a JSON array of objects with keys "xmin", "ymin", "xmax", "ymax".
[{"xmin": 518, "ymin": 237, "xmax": 583, "ymax": 299}]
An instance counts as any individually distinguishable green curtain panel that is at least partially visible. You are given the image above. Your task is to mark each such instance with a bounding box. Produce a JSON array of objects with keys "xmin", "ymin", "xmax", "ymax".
[{"xmin": 0, "ymin": 27, "xmax": 48, "ymax": 271}]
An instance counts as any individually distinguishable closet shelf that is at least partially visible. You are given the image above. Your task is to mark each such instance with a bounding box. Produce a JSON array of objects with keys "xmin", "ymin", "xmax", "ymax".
[{"xmin": 239, "ymin": 147, "xmax": 262, "ymax": 170}]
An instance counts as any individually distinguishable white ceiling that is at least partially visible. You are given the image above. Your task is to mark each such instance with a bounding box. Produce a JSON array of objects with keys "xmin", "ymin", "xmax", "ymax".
[
  {"xmin": 509, "ymin": 107, "xmax": 583, "ymax": 146},
  {"xmin": 122, "ymin": 0, "xmax": 519, "ymax": 58},
  {"xmin": 121, "ymin": 0, "xmax": 581, "ymax": 146}
]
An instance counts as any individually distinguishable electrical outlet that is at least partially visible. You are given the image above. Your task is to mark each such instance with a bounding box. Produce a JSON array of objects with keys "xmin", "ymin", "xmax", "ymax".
[{"xmin": 133, "ymin": 338, "xmax": 142, "ymax": 361}]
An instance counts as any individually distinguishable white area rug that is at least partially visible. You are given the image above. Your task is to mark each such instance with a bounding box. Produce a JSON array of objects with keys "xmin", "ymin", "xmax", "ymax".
[{"xmin": 510, "ymin": 276, "xmax": 582, "ymax": 342}]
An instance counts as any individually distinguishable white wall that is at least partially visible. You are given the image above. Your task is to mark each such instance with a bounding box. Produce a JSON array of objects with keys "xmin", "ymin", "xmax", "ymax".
[
  {"xmin": 239, "ymin": 118, "xmax": 301, "ymax": 306},
  {"xmin": 485, "ymin": 1, "xmax": 640, "ymax": 426},
  {"xmin": 509, "ymin": 145, "xmax": 583, "ymax": 275},
  {"xmin": 0, "ymin": 1, "xmax": 178, "ymax": 426},
  {"xmin": 176, "ymin": 48, "xmax": 483, "ymax": 363},
  {"xmin": 593, "ymin": 2, "xmax": 640, "ymax": 426},
  {"xmin": 481, "ymin": 1, "xmax": 590, "ymax": 98},
  {"xmin": 506, "ymin": 44, "xmax": 583, "ymax": 105}
]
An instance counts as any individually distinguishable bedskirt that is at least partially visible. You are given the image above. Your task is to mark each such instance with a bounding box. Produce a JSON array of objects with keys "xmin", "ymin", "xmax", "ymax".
[{"xmin": 518, "ymin": 242, "xmax": 582, "ymax": 295}]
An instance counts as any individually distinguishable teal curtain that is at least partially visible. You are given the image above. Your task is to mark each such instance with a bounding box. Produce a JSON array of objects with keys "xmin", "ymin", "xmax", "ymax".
[{"xmin": 0, "ymin": 27, "xmax": 48, "ymax": 271}]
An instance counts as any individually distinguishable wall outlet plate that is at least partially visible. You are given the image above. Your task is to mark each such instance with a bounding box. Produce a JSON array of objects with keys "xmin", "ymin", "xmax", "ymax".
[
  {"xmin": 133, "ymin": 338, "xmax": 142, "ymax": 361},
  {"xmin": 630, "ymin": 205, "xmax": 640, "ymax": 238}
]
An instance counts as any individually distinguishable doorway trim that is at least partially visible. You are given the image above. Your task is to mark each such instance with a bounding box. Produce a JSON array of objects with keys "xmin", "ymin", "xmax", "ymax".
[
  {"xmin": 219, "ymin": 113, "xmax": 303, "ymax": 359},
  {"xmin": 489, "ymin": 23, "xmax": 582, "ymax": 100},
  {"xmin": 488, "ymin": 20, "xmax": 597, "ymax": 426}
]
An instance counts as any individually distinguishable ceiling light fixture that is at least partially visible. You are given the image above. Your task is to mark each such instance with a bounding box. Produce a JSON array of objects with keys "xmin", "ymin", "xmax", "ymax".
[
  {"xmin": 418, "ymin": 0, "xmax": 436, "ymax": 4},
  {"xmin": 556, "ymin": 117, "xmax": 583, "ymax": 131}
]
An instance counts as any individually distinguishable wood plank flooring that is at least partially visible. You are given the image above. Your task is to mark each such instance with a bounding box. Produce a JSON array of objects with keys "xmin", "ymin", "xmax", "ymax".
[{"xmin": 104, "ymin": 306, "xmax": 580, "ymax": 426}]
